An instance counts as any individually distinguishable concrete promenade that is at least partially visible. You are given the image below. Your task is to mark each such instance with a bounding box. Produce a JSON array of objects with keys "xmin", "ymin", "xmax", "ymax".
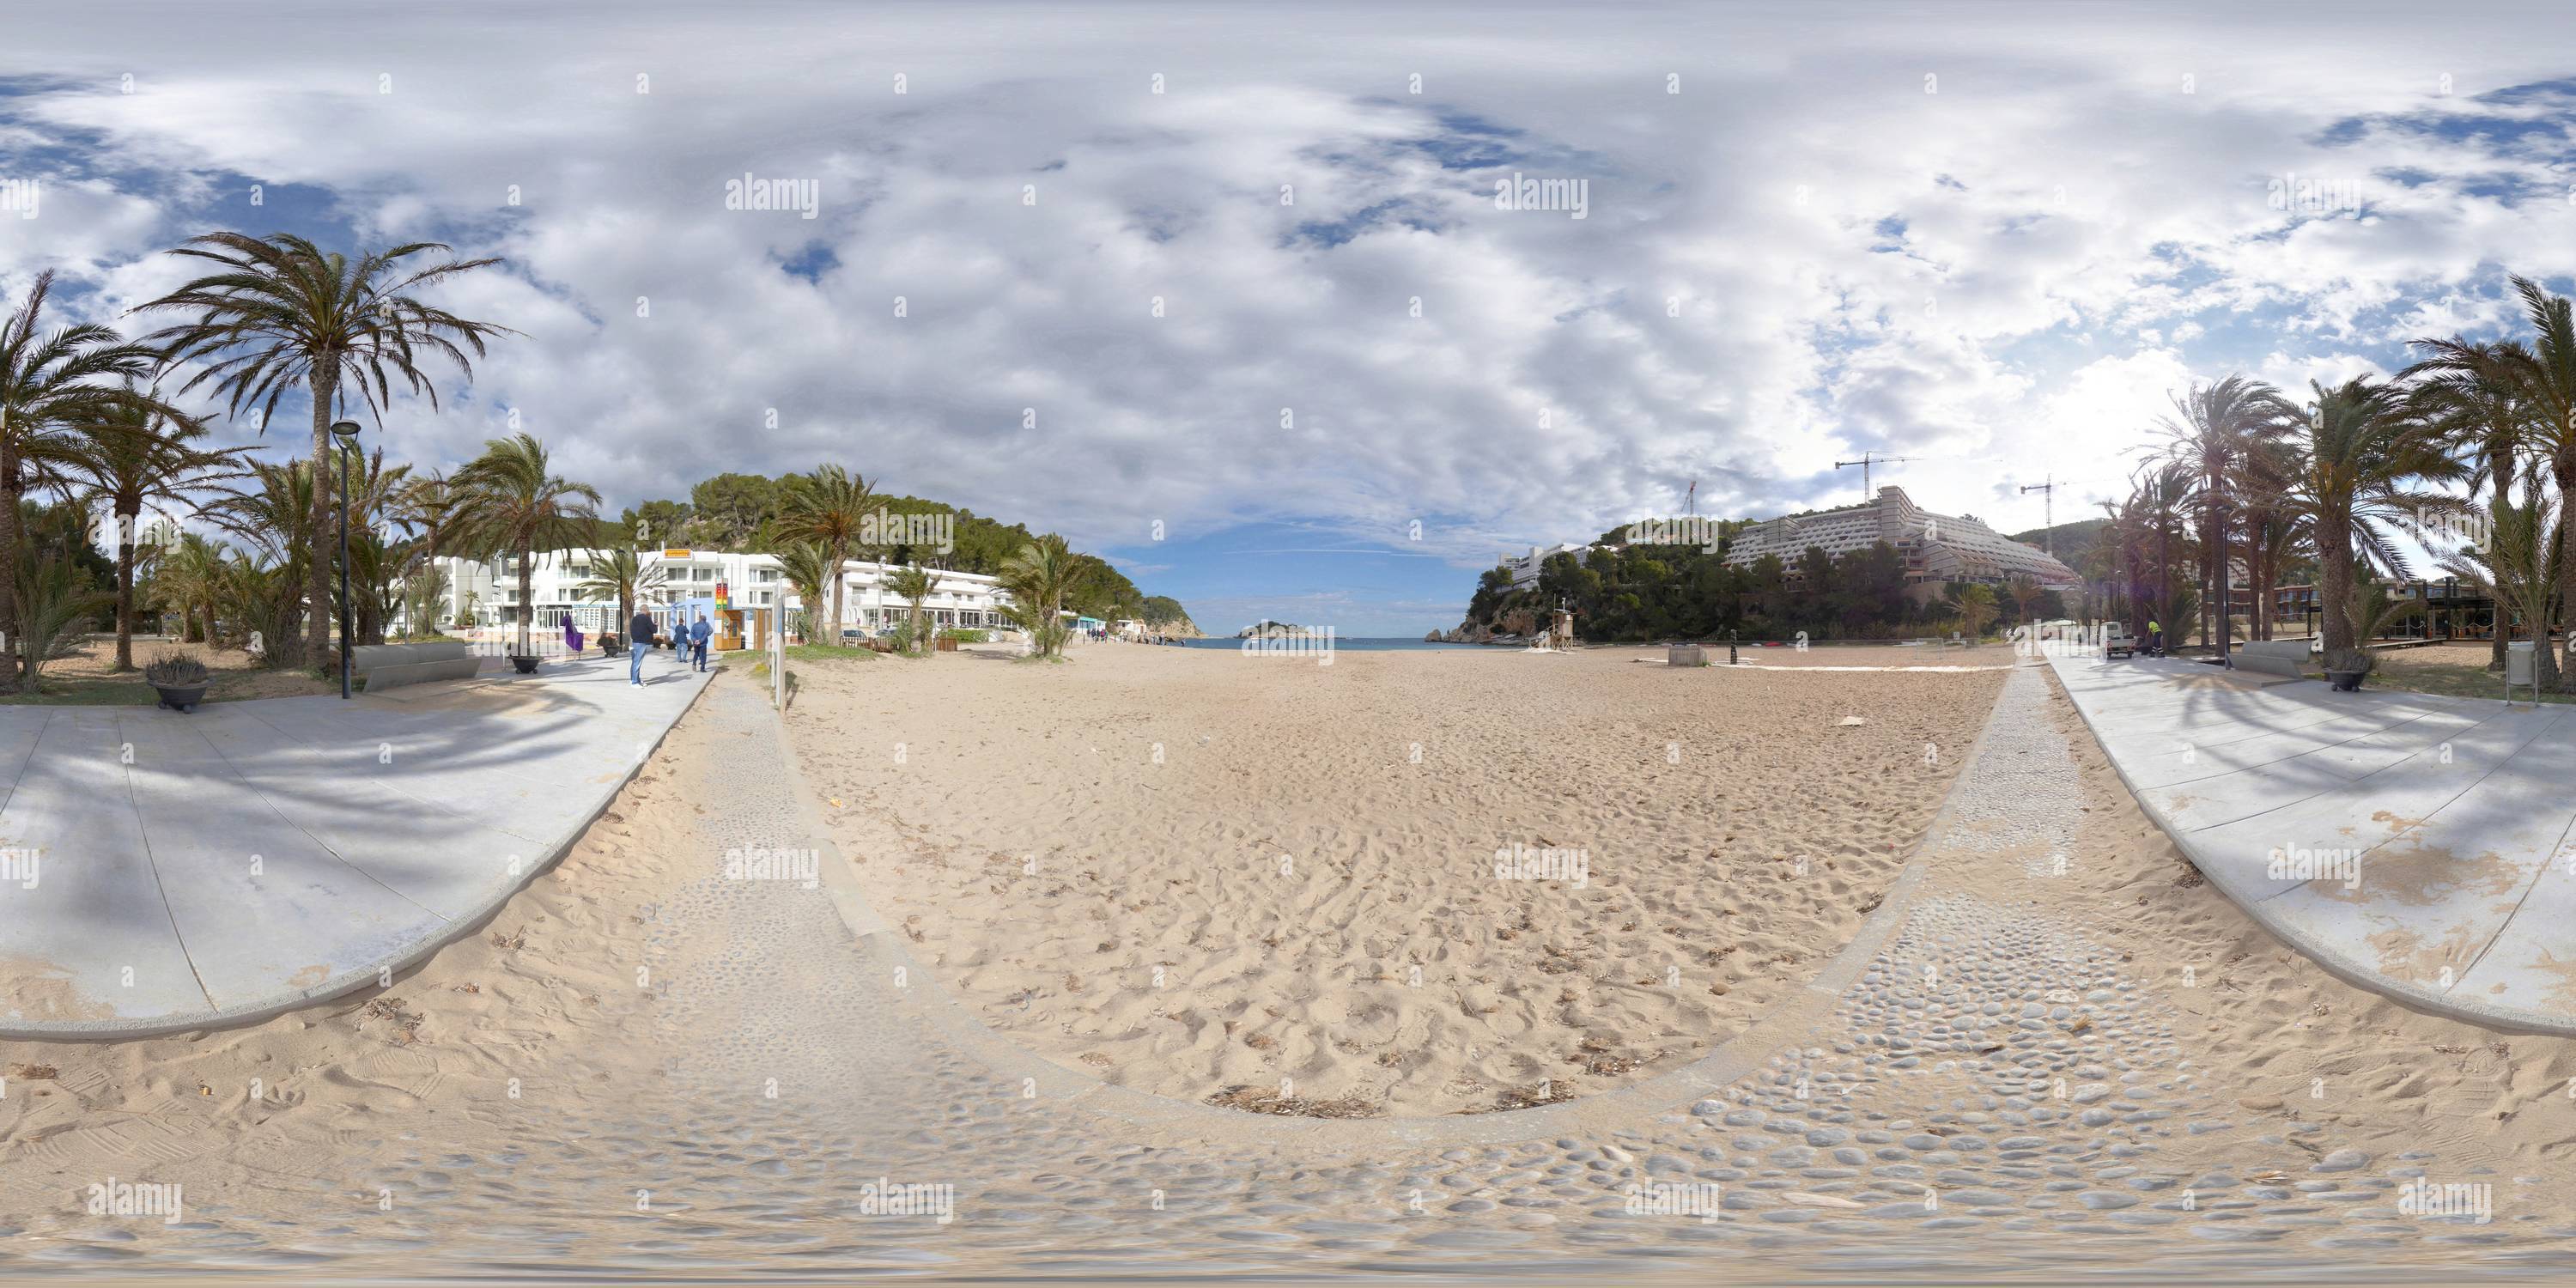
[
  {"xmin": 0, "ymin": 651, "xmax": 710, "ymax": 1036},
  {"xmin": 2045, "ymin": 647, "xmax": 2576, "ymax": 1031}
]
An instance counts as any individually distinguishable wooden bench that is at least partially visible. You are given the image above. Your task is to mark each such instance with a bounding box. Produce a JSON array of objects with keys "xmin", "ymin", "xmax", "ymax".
[
  {"xmin": 351, "ymin": 641, "xmax": 482, "ymax": 693},
  {"xmin": 2233, "ymin": 639, "xmax": 2308, "ymax": 679}
]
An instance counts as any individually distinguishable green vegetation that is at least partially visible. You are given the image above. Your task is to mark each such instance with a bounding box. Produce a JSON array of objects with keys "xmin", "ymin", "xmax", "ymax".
[
  {"xmin": 1472, "ymin": 278, "xmax": 2576, "ymax": 666},
  {"xmin": 135, "ymin": 233, "xmax": 513, "ymax": 666},
  {"xmin": 614, "ymin": 474, "xmax": 1173, "ymax": 623},
  {"xmin": 1000, "ymin": 533, "xmax": 1090, "ymax": 659},
  {"xmin": 2, "ymin": 228, "xmax": 1191, "ymax": 697},
  {"xmin": 1465, "ymin": 538, "xmax": 2066, "ymax": 643},
  {"xmin": 453, "ymin": 433, "xmax": 603, "ymax": 658},
  {"xmin": 883, "ymin": 563, "xmax": 936, "ymax": 655}
]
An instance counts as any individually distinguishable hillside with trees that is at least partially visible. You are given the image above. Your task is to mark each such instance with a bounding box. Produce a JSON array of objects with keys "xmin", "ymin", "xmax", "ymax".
[{"xmin": 1458, "ymin": 535, "xmax": 2067, "ymax": 643}]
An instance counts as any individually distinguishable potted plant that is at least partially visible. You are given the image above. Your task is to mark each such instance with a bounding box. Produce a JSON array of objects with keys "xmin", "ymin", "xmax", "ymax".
[
  {"xmin": 2323, "ymin": 577, "xmax": 2423, "ymax": 693},
  {"xmin": 509, "ymin": 653, "xmax": 541, "ymax": 674},
  {"xmin": 144, "ymin": 653, "xmax": 210, "ymax": 712},
  {"xmin": 2323, "ymin": 646, "xmax": 2371, "ymax": 692}
]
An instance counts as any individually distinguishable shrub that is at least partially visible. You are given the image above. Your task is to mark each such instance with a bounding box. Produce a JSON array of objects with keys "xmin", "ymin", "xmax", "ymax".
[{"xmin": 143, "ymin": 653, "xmax": 210, "ymax": 687}]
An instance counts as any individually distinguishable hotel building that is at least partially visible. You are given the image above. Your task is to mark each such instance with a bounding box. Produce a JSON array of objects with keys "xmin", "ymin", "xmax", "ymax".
[
  {"xmin": 420, "ymin": 548, "xmax": 1018, "ymax": 639},
  {"xmin": 1720, "ymin": 486, "xmax": 2081, "ymax": 598}
]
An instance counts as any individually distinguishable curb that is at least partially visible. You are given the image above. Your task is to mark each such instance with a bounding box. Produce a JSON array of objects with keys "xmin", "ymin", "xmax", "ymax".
[
  {"xmin": 0, "ymin": 669, "xmax": 717, "ymax": 1042},
  {"xmin": 2038, "ymin": 651, "xmax": 2576, "ymax": 1038},
  {"xmin": 768, "ymin": 659, "xmax": 2025, "ymax": 1150}
]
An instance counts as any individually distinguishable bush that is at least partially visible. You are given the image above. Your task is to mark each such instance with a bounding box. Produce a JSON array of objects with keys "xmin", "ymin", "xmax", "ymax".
[
  {"xmin": 144, "ymin": 653, "xmax": 210, "ymax": 687},
  {"xmin": 939, "ymin": 628, "xmax": 990, "ymax": 644}
]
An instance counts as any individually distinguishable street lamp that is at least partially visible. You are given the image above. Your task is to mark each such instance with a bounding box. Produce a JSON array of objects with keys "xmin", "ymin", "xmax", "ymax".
[{"xmin": 330, "ymin": 420, "xmax": 362, "ymax": 699}]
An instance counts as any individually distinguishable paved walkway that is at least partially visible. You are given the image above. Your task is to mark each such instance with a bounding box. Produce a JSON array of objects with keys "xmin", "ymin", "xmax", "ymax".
[
  {"xmin": 2045, "ymin": 648, "xmax": 2576, "ymax": 1031},
  {"xmin": 0, "ymin": 652, "xmax": 710, "ymax": 1036}
]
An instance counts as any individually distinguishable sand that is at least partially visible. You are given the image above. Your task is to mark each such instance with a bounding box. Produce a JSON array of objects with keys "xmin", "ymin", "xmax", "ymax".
[
  {"xmin": 32, "ymin": 637, "xmax": 333, "ymax": 702},
  {"xmin": 784, "ymin": 641, "xmax": 2005, "ymax": 1116},
  {"xmin": 1915, "ymin": 665, "xmax": 2576, "ymax": 1200},
  {"xmin": 0, "ymin": 683, "xmax": 705, "ymax": 1221},
  {"xmin": 11, "ymin": 653, "xmax": 2576, "ymax": 1257}
]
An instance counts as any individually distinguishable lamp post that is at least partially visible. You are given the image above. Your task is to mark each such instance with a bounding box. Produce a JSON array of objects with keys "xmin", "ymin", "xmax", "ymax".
[{"xmin": 330, "ymin": 420, "xmax": 362, "ymax": 699}]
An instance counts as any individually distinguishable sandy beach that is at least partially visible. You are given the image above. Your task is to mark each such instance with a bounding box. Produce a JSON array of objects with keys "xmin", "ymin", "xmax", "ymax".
[
  {"xmin": 9, "ymin": 659, "xmax": 2576, "ymax": 1268},
  {"xmin": 786, "ymin": 641, "xmax": 2005, "ymax": 1116},
  {"xmin": 32, "ymin": 638, "xmax": 334, "ymax": 703}
]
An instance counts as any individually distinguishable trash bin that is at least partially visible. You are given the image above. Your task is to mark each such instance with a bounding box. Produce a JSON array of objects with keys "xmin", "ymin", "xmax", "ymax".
[{"xmin": 2507, "ymin": 640, "xmax": 2538, "ymax": 705}]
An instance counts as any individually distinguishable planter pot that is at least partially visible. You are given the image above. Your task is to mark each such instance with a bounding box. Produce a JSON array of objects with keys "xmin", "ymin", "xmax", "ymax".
[
  {"xmin": 508, "ymin": 654, "xmax": 541, "ymax": 675},
  {"xmin": 151, "ymin": 683, "xmax": 209, "ymax": 713},
  {"xmin": 2327, "ymin": 669, "xmax": 2366, "ymax": 692}
]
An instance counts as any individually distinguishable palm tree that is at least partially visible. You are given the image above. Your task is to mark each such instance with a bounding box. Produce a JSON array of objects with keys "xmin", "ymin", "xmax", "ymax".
[
  {"xmin": 453, "ymin": 433, "xmax": 601, "ymax": 658},
  {"xmin": 63, "ymin": 381, "xmax": 250, "ymax": 668},
  {"xmin": 574, "ymin": 544, "xmax": 667, "ymax": 636},
  {"xmin": 999, "ymin": 533, "xmax": 1093, "ymax": 659},
  {"xmin": 2408, "ymin": 339, "xmax": 2543, "ymax": 670},
  {"xmin": 1947, "ymin": 581, "xmax": 2000, "ymax": 639},
  {"xmin": 774, "ymin": 465, "xmax": 873, "ymax": 647},
  {"xmin": 2233, "ymin": 435, "xmax": 2309, "ymax": 641},
  {"xmin": 2409, "ymin": 276, "xmax": 2576, "ymax": 686},
  {"xmin": 131, "ymin": 233, "xmax": 514, "ymax": 665},
  {"xmin": 2003, "ymin": 574, "xmax": 2042, "ymax": 635},
  {"xmin": 12, "ymin": 555, "xmax": 112, "ymax": 694},
  {"xmin": 2130, "ymin": 460, "xmax": 2198, "ymax": 647},
  {"xmin": 2152, "ymin": 375, "xmax": 2297, "ymax": 653},
  {"xmin": 400, "ymin": 562, "xmax": 451, "ymax": 641},
  {"xmin": 0, "ymin": 270, "xmax": 166, "ymax": 688},
  {"xmin": 395, "ymin": 468, "xmax": 462, "ymax": 566},
  {"xmin": 884, "ymin": 562, "xmax": 936, "ymax": 655},
  {"xmin": 2088, "ymin": 494, "xmax": 2150, "ymax": 631},
  {"xmin": 202, "ymin": 460, "xmax": 319, "ymax": 663},
  {"xmin": 772, "ymin": 540, "xmax": 835, "ymax": 642},
  {"xmin": 2276, "ymin": 377, "xmax": 2465, "ymax": 662},
  {"xmin": 2440, "ymin": 480, "xmax": 2559, "ymax": 692},
  {"xmin": 217, "ymin": 545, "xmax": 303, "ymax": 657},
  {"xmin": 152, "ymin": 529, "xmax": 228, "ymax": 644}
]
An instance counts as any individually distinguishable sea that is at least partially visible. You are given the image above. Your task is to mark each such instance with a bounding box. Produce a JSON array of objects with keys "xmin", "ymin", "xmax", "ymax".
[{"xmin": 1170, "ymin": 636, "xmax": 1486, "ymax": 652}]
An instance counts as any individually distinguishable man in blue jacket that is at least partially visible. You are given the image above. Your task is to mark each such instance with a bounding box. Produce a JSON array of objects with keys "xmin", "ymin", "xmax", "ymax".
[
  {"xmin": 629, "ymin": 609, "xmax": 658, "ymax": 685},
  {"xmin": 690, "ymin": 612, "xmax": 714, "ymax": 671}
]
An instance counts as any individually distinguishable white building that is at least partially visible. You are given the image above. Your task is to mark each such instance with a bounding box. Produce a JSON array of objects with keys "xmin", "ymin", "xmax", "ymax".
[
  {"xmin": 1722, "ymin": 487, "xmax": 2080, "ymax": 598},
  {"xmin": 421, "ymin": 547, "xmax": 1018, "ymax": 640},
  {"xmin": 1501, "ymin": 543, "xmax": 1592, "ymax": 589}
]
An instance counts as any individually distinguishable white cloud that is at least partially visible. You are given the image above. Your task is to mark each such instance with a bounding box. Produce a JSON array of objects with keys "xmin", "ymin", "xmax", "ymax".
[{"xmin": 3, "ymin": 0, "xmax": 2573, "ymax": 584}]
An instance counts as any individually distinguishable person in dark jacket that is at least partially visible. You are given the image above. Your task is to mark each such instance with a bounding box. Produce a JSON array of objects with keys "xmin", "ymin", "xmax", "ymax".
[
  {"xmin": 689, "ymin": 612, "xmax": 714, "ymax": 671},
  {"xmin": 629, "ymin": 610, "xmax": 658, "ymax": 684}
]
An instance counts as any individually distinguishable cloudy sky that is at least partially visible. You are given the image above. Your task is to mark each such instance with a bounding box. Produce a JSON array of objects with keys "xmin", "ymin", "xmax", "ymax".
[{"xmin": 5, "ymin": 2, "xmax": 2572, "ymax": 633}]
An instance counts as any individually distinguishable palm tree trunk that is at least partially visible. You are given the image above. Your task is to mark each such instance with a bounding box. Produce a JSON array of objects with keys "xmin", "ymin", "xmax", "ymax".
[
  {"xmin": 0, "ymin": 442, "xmax": 20, "ymax": 690},
  {"xmin": 2554, "ymin": 458, "xmax": 2576, "ymax": 691},
  {"xmin": 2318, "ymin": 516, "xmax": 2356, "ymax": 655},
  {"xmin": 113, "ymin": 504, "xmax": 138, "ymax": 671},
  {"xmin": 307, "ymin": 371, "xmax": 337, "ymax": 665},
  {"xmin": 2492, "ymin": 445, "xmax": 2515, "ymax": 671},
  {"xmin": 516, "ymin": 542, "xmax": 535, "ymax": 656},
  {"xmin": 830, "ymin": 542, "xmax": 848, "ymax": 647}
]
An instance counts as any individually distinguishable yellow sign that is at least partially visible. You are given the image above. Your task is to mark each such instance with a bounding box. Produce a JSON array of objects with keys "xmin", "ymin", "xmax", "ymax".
[{"xmin": 661, "ymin": 548, "xmax": 691, "ymax": 557}]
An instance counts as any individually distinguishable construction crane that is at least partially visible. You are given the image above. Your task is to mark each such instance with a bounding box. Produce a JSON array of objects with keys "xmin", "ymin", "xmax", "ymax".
[
  {"xmin": 2020, "ymin": 475, "xmax": 2060, "ymax": 556},
  {"xmin": 1833, "ymin": 452, "xmax": 1920, "ymax": 501}
]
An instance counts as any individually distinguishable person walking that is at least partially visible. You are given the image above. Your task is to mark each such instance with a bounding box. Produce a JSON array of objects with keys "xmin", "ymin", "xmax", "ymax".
[
  {"xmin": 2148, "ymin": 617, "xmax": 2163, "ymax": 658},
  {"xmin": 690, "ymin": 612, "xmax": 713, "ymax": 672},
  {"xmin": 629, "ymin": 607, "xmax": 658, "ymax": 685}
]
